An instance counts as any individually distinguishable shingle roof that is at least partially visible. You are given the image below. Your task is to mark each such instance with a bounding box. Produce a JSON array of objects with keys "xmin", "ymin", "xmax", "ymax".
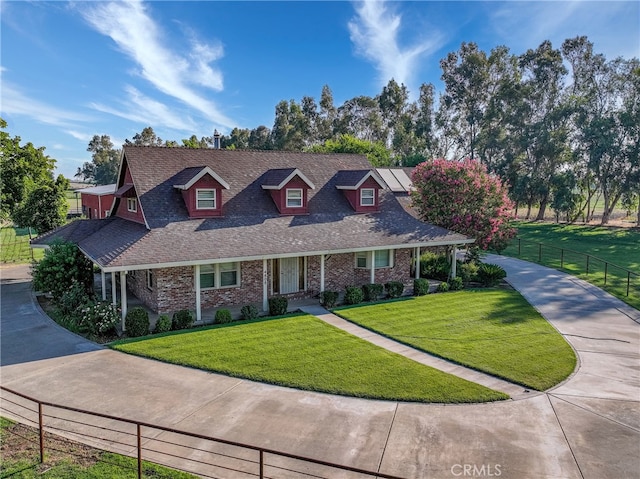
[{"xmin": 34, "ymin": 147, "xmax": 473, "ymax": 271}]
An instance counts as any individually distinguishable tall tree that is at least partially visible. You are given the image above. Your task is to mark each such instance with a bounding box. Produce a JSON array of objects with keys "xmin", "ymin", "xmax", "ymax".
[
  {"xmin": 248, "ymin": 125, "xmax": 272, "ymax": 150},
  {"xmin": 222, "ymin": 128, "xmax": 251, "ymax": 149},
  {"xmin": 0, "ymin": 119, "xmax": 56, "ymax": 218},
  {"xmin": 318, "ymin": 85, "xmax": 337, "ymax": 141},
  {"xmin": 13, "ymin": 175, "xmax": 68, "ymax": 234},
  {"xmin": 307, "ymin": 134, "xmax": 391, "ymax": 167},
  {"xmin": 271, "ymin": 100, "xmax": 306, "ymax": 151},
  {"xmin": 76, "ymin": 135, "xmax": 120, "ymax": 185},
  {"xmin": 124, "ymin": 126, "xmax": 163, "ymax": 146},
  {"xmin": 334, "ymin": 96, "xmax": 385, "ymax": 144}
]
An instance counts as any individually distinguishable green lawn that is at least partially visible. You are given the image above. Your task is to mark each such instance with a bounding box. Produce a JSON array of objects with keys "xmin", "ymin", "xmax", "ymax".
[
  {"xmin": 335, "ymin": 289, "xmax": 577, "ymax": 391},
  {"xmin": 112, "ymin": 313, "xmax": 508, "ymax": 403},
  {"xmin": 0, "ymin": 417, "xmax": 195, "ymax": 479},
  {"xmin": 0, "ymin": 227, "xmax": 44, "ymax": 263},
  {"xmin": 502, "ymin": 222, "xmax": 640, "ymax": 310}
]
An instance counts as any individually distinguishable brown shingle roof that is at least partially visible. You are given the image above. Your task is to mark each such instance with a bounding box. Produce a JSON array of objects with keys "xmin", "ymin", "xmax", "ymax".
[{"xmin": 35, "ymin": 147, "xmax": 473, "ymax": 270}]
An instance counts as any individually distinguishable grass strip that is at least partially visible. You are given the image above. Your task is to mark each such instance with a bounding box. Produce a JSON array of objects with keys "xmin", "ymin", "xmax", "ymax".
[
  {"xmin": 334, "ymin": 289, "xmax": 577, "ymax": 391},
  {"xmin": 112, "ymin": 313, "xmax": 508, "ymax": 403}
]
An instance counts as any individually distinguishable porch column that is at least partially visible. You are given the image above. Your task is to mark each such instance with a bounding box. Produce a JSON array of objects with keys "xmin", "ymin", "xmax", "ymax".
[
  {"xmin": 262, "ymin": 259, "xmax": 269, "ymax": 312},
  {"xmin": 195, "ymin": 265, "xmax": 201, "ymax": 323},
  {"xmin": 450, "ymin": 246, "xmax": 458, "ymax": 279},
  {"xmin": 111, "ymin": 272, "xmax": 117, "ymax": 305},
  {"xmin": 414, "ymin": 247, "xmax": 420, "ymax": 279},
  {"xmin": 120, "ymin": 271, "xmax": 127, "ymax": 330},
  {"xmin": 369, "ymin": 251, "xmax": 375, "ymax": 284},
  {"xmin": 320, "ymin": 254, "xmax": 325, "ymax": 292},
  {"xmin": 101, "ymin": 269, "xmax": 106, "ymax": 301}
]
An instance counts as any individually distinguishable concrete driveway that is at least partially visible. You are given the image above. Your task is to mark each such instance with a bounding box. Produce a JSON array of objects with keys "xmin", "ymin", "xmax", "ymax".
[{"xmin": 1, "ymin": 258, "xmax": 638, "ymax": 478}]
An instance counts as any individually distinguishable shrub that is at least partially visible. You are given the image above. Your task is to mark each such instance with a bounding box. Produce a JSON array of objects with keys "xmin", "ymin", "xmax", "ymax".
[
  {"xmin": 241, "ymin": 304, "xmax": 260, "ymax": 321},
  {"xmin": 459, "ymin": 262, "xmax": 479, "ymax": 285},
  {"xmin": 215, "ymin": 308, "xmax": 233, "ymax": 324},
  {"xmin": 172, "ymin": 309, "xmax": 194, "ymax": 330},
  {"xmin": 57, "ymin": 281, "xmax": 93, "ymax": 318},
  {"xmin": 436, "ymin": 281, "xmax": 450, "ymax": 293},
  {"xmin": 477, "ymin": 263, "xmax": 507, "ymax": 287},
  {"xmin": 413, "ymin": 278, "xmax": 430, "ymax": 296},
  {"xmin": 79, "ymin": 301, "xmax": 119, "ymax": 336},
  {"xmin": 268, "ymin": 296, "xmax": 288, "ymax": 316},
  {"xmin": 154, "ymin": 314, "xmax": 172, "ymax": 334},
  {"xmin": 344, "ymin": 286, "xmax": 364, "ymax": 305},
  {"xmin": 385, "ymin": 281, "xmax": 404, "ymax": 298},
  {"xmin": 419, "ymin": 252, "xmax": 450, "ymax": 281},
  {"xmin": 449, "ymin": 276, "xmax": 464, "ymax": 291},
  {"xmin": 362, "ymin": 283, "xmax": 384, "ymax": 302},
  {"xmin": 125, "ymin": 307, "xmax": 150, "ymax": 338},
  {"xmin": 319, "ymin": 291, "xmax": 339, "ymax": 308}
]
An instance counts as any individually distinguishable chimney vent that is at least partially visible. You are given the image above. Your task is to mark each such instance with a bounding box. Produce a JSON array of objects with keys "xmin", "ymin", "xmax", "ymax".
[{"xmin": 213, "ymin": 130, "xmax": 221, "ymax": 149}]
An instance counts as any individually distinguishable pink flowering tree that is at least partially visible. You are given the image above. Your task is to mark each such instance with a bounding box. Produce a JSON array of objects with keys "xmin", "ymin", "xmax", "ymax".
[{"xmin": 411, "ymin": 158, "xmax": 516, "ymax": 251}]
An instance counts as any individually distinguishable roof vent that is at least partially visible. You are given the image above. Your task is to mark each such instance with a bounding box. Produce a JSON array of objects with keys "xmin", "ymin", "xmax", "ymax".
[{"xmin": 213, "ymin": 130, "xmax": 221, "ymax": 149}]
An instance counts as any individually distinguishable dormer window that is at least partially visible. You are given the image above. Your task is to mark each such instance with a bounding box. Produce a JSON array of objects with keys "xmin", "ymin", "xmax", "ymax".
[
  {"xmin": 173, "ymin": 167, "xmax": 229, "ymax": 218},
  {"xmin": 360, "ymin": 188, "xmax": 375, "ymax": 206},
  {"xmin": 127, "ymin": 198, "xmax": 138, "ymax": 212},
  {"xmin": 286, "ymin": 189, "xmax": 303, "ymax": 208},
  {"xmin": 262, "ymin": 168, "xmax": 315, "ymax": 215},
  {"xmin": 196, "ymin": 189, "xmax": 216, "ymax": 209}
]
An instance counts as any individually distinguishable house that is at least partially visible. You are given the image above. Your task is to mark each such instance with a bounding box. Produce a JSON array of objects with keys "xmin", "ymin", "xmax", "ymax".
[
  {"xmin": 76, "ymin": 184, "xmax": 117, "ymax": 219},
  {"xmin": 34, "ymin": 146, "xmax": 474, "ymax": 326}
]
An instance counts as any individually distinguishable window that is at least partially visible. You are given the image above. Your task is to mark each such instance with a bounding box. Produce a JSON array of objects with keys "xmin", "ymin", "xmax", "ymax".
[
  {"xmin": 196, "ymin": 189, "xmax": 216, "ymax": 209},
  {"xmin": 360, "ymin": 188, "xmax": 375, "ymax": 206},
  {"xmin": 127, "ymin": 198, "xmax": 137, "ymax": 212},
  {"xmin": 286, "ymin": 188, "xmax": 303, "ymax": 208},
  {"xmin": 355, "ymin": 250, "xmax": 393, "ymax": 269},
  {"xmin": 200, "ymin": 262, "xmax": 240, "ymax": 289},
  {"xmin": 146, "ymin": 270, "xmax": 154, "ymax": 290}
]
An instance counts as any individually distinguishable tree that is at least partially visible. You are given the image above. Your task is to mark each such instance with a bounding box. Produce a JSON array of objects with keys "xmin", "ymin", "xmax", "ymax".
[
  {"xmin": 222, "ymin": 128, "xmax": 250, "ymax": 149},
  {"xmin": 411, "ymin": 158, "xmax": 516, "ymax": 251},
  {"xmin": 76, "ymin": 135, "xmax": 120, "ymax": 185},
  {"xmin": 182, "ymin": 135, "xmax": 212, "ymax": 148},
  {"xmin": 248, "ymin": 125, "xmax": 272, "ymax": 150},
  {"xmin": 124, "ymin": 126, "xmax": 163, "ymax": 146},
  {"xmin": 318, "ymin": 84, "xmax": 337, "ymax": 141},
  {"xmin": 12, "ymin": 175, "xmax": 68, "ymax": 234},
  {"xmin": 0, "ymin": 118, "xmax": 56, "ymax": 219},
  {"xmin": 32, "ymin": 240, "xmax": 94, "ymax": 303},
  {"xmin": 307, "ymin": 134, "xmax": 391, "ymax": 167}
]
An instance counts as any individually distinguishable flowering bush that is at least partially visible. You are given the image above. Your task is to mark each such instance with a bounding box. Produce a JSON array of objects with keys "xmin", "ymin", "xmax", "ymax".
[
  {"xmin": 78, "ymin": 301, "xmax": 120, "ymax": 336},
  {"xmin": 411, "ymin": 159, "xmax": 516, "ymax": 251}
]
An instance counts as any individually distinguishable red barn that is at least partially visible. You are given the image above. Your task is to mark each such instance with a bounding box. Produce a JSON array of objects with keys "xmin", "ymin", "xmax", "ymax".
[{"xmin": 77, "ymin": 184, "xmax": 116, "ymax": 219}]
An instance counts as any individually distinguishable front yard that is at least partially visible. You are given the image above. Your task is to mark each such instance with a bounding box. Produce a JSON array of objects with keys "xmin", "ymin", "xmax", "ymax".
[
  {"xmin": 335, "ymin": 289, "xmax": 577, "ymax": 391},
  {"xmin": 112, "ymin": 313, "xmax": 508, "ymax": 404}
]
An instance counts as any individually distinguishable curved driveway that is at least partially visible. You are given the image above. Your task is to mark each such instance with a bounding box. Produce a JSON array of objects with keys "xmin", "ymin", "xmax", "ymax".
[{"xmin": 1, "ymin": 258, "xmax": 639, "ymax": 478}]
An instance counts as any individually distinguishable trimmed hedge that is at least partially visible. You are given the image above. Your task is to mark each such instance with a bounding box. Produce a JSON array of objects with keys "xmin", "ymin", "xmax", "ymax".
[
  {"xmin": 385, "ymin": 281, "xmax": 404, "ymax": 298},
  {"xmin": 413, "ymin": 278, "xmax": 430, "ymax": 296},
  {"xmin": 241, "ymin": 304, "xmax": 260, "ymax": 321},
  {"xmin": 125, "ymin": 307, "xmax": 150, "ymax": 338},
  {"xmin": 268, "ymin": 296, "xmax": 288, "ymax": 316},
  {"xmin": 344, "ymin": 286, "xmax": 364, "ymax": 305},
  {"xmin": 172, "ymin": 309, "xmax": 194, "ymax": 330},
  {"xmin": 362, "ymin": 283, "xmax": 384, "ymax": 302},
  {"xmin": 154, "ymin": 314, "xmax": 172, "ymax": 334},
  {"xmin": 437, "ymin": 281, "xmax": 450, "ymax": 293},
  {"xmin": 319, "ymin": 291, "xmax": 339, "ymax": 308},
  {"xmin": 449, "ymin": 276, "xmax": 464, "ymax": 291},
  {"xmin": 215, "ymin": 309, "xmax": 233, "ymax": 324}
]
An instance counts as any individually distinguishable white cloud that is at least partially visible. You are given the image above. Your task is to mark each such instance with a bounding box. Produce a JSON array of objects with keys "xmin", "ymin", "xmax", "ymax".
[
  {"xmin": 65, "ymin": 130, "xmax": 93, "ymax": 142},
  {"xmin": 1, "ymin": 79, "xmax": 92, "ymax": 128},
  {"xmin": 79, "ymin": 0, "xmax": 234, "ymax": 129},
  {"xmin": 348, "ymin": 0, "xmax": 443, "ymax": 91}
]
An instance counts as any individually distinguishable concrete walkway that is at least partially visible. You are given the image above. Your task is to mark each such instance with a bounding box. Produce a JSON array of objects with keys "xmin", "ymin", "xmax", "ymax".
[{"xmin": 1, "ymin": 259, "xmax": 639, "ymax": 478}]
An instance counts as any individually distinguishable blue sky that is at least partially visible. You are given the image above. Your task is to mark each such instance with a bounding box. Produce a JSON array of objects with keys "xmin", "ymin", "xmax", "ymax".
[{"xmin": 2, "ymin": 0, "xmax": 638, "ymax": 180}]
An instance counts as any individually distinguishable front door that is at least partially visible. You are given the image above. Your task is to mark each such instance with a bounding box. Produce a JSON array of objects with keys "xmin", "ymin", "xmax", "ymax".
[{"xmin": 279, "ymin": 257, "xmax": 299, "ymax": 294}]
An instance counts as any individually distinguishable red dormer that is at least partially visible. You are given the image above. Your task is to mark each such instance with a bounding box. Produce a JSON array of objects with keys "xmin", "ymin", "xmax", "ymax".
[
  {"xmin": 335, "ymin": 170, "xmax": 385, "ymax": 213},
  {"xmin": 114, "ymin": 165, "xmax": 145, "ymax": 224},
  {"xmin": 261, "ymin": 168, "xmax": 315, "ymax": 215},
  {"xmin": 173, "ymin": 166, "xmax": 230, "ymax": 218}
]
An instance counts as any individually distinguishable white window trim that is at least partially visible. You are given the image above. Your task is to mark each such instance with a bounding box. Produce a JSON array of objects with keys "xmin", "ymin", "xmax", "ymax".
[
  {"xmin": 146, "ymin": 269, "xmax": 153, "ymax": 290},
  {"xmin": 196, "ymin": 188, "xmax": 217, "ymax": 210},
  {"xmin": 360, "ymin": 188, "xmax": 375, "ymax": 206},
  {"xmin": 355, "ymin": 250, "xmax": 393, "ymax": 269},
  {"xmin": 286, "ymin": 188, "xmax": 303, "ymax": 208},
  {"xmin": 127, "ymin": 197, "xmax": 137, "ymax": 213},
  {"xmin": 200, "ymin": 262, "xmax": 240, "ymax": 290}
]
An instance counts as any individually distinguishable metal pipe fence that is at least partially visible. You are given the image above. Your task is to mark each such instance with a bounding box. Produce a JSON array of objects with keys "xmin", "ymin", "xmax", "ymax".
[
  {"xmin": 508, "ymin": 238, "xmax": 639, "ymax": 303},
  {"xmin": 1, "ymin": 385, "xmax": 404, "ymax": 479}
]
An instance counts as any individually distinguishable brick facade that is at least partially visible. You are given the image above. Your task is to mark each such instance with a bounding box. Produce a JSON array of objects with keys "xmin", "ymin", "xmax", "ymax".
[{"xmin": 127, "ymin": 248, "xmax": 417, "ymax": 316}]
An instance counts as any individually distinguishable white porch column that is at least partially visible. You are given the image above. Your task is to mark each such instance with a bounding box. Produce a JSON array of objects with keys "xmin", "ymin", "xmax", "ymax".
[
  {"xmin": 450, "ymin": 246, "xmax": 458, "ymax": 279},
  {"xmin": 262, "ymin": 259, "xmax": 269, "ymax": 312},
  {"xmin": 195, "ymin": 265, "xmax": 201, "ymax": 323},
  {"xmin": 320, "ymin": 254, "xmax": 325, "ymax": 292},
  {"xmin": 120, "ymin": 271, "xmax": 127, "ymax": 330},
  {"xmin": 101, "ymin": 269, "xmax": 107, "ymax": 301},
  {"xmin": 414, "ymin": 247, "xmax": 420, "ymax": 279},
  {"xmin": 369, "ymin": 251, "xmax": 375, "ymax": 284},
  {"xmin": 111, "ymin": 272, "xmax": 116, "ymax": 305}
]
